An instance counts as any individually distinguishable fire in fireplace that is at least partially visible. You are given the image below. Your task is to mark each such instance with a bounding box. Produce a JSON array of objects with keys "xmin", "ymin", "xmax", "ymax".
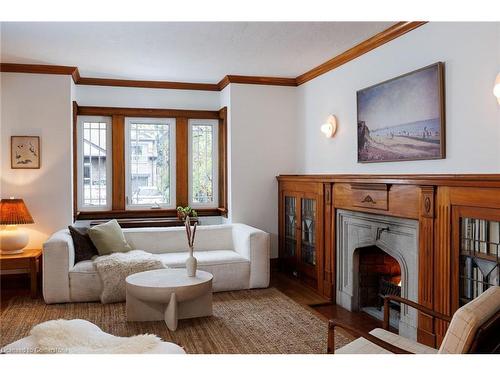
[{"xmin": 357, "ymin": 245, "xmax": 402, "ymax": 328}]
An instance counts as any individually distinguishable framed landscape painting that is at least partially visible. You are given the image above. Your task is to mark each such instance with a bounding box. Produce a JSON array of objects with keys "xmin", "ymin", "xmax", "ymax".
[
  {"xmin": 357, "ymin": 62, "xmax": 445, "ymax": 163},
  {"xmin": 11, "ymin": 136, "xmax": 41, "ymax": 169}
]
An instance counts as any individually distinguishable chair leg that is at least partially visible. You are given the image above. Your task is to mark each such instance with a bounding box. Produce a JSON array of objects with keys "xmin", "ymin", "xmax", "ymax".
[{"xmin": 327, "ymin": 326, "xmax": 335, "ymax": 354}]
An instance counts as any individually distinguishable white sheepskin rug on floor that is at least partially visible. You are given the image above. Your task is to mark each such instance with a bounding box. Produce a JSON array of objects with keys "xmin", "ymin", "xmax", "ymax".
[{"xmin": 30, "ymin": 319, "xmax": 162, "ymax": 354}]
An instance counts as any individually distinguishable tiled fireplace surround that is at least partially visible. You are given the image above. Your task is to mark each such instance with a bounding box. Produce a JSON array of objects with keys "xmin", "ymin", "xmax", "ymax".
[{"xmin": 336, "ymin": 209, "xmax": 419, "ymax": 340}]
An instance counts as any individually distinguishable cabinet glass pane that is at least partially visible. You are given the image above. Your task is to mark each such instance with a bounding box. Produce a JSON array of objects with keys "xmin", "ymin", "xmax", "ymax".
[
  {"xmin": 301, "ymin": 198, "xmax": 316, "ymax": 266},
  {"xmin": 284, "ymin": 196, "xmax": 296, "ymax": 258},
  {"xmin": 459, "ymin": 217, "xmax": 499, "ymax": 306}
]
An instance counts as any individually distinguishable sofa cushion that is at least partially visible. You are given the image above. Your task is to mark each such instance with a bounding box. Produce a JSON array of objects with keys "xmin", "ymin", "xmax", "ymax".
[
  {"xmin": 88, "ymin": 219, "xmax": 132, "ymax": 255},
  {"xmin": 335, "ymin": 328, "xmax": 438, "ymax": 354},
  {"xmin": 439, "ymin": 286, "xmax": 500, "ymax": 354},
  {"xmin": 68, "ymin": 250, "xmax": 251, "ymax": 301},
  {"xmin": 123, "ymin": 225, "xmax": 234, "ymax": 254},
  {"xmin": 156, "ymin": 250, "xmax": 249, "ymax": 267},
  {"xmin": 68, "ymin": 226, "xmax": 99, "ymax": 263}
]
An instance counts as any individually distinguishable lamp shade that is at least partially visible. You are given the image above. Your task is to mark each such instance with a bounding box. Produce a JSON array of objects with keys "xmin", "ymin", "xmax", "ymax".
[{"xmin": 0, "ymin": 199, "xmax": 34, "ymax": 225}]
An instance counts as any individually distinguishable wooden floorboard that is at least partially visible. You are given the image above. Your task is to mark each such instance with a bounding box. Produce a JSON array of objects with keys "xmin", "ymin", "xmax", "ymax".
[{"xmin": 270, "ymin": 270, "xmax": 388, "ymax": 337}]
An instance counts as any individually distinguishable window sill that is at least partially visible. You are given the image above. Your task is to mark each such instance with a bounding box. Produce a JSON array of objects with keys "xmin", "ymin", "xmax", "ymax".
[
  {"xmin": 75, "ymin": 207, "xmax": 224, "ymax": 221},
  {"xmin": 89, "ymin": 217, "xmax": 198, "ymax": 228}
]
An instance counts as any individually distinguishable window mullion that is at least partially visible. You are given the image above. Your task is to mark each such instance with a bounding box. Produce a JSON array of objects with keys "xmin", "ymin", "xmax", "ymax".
[
  {"xmin": 112, "ymin": 115, "xmax": 125, "ymax": 210},
  {"xmin": 176, "ymin": 117, "xmax": 189, "ymax": 208}
]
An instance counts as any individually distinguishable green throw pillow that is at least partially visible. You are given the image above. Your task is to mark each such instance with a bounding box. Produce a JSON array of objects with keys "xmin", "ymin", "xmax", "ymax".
[{"xmin": 88, "ymin": 219, "xmax": 132, "ymax": 255}]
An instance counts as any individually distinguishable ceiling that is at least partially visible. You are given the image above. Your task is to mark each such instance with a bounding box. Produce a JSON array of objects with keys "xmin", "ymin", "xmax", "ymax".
[{"xmin": 0, "ymin": 22, "xmax": 394, "ymax": 83}]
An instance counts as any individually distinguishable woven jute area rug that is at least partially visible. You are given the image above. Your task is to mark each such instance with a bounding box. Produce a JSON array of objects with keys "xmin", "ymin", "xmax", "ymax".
[{"xmin": 0, "ymin": 287, "xmax": 351, "ymax": 354}]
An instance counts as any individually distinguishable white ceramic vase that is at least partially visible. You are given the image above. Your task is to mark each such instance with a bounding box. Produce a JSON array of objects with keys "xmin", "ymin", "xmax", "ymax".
[{"xmin": 186, "ymin": 246, "xmax": 197, "ymax": 277}]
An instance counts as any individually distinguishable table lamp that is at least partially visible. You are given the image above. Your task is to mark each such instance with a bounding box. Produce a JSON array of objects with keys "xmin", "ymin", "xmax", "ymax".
[{"xmin": 0, "ymin": 197, "xmax": 34, "ymax": 254}]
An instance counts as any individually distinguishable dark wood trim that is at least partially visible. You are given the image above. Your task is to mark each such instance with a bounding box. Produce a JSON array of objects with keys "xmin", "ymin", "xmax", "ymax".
[
  {"xmin": 75, "ymin": 208, "xmax": 220, "ymax": 220},
  {"xmin": 176, "ymin": 117, "xmax": 189, "ymax": 208},
  {"xmin": 74, "ymin": 104, "xmax": 226, "ymax": 219},
  {"xmin": 71, "ymin": 67, "xmax": 81, "ymax": 83},
  {"xmin": 277, "ymin": 174, "xmax": 500, "ymax": 188},
  {"xmin": 218, "ymin": 75, "xmax": 297, "ymax": 90},
  {"xmin": 0, "ymin": 63, "xmax": 78, "ymax": 78},
  {"xmin": 111, "ymin": 115, "xmax": 126, "ymax": 210},
  {"xmin": 218, "ymin": 107, "xmax": 228, "ymax": 217},
  {"xmin": 296, "ymin": 21, "xmax": 427, "ymax": 85},
  {"xmin": 418, "ymin": 185, "xmax": 436, "ymax": 347},
  {"xmin": 72, "ymin": 101, "xmax": 79, "ymax": 220},
  {"xmin": 217, "ymin": 76, "xmax": 231, "ymax": 90},
  {"xmin": 2, "ymin": 22, "xmax": 427, "ymax": 91},
  {"xmin": 77, "ymin": 77, "xmax": 220, "ymax": 91},
  {"xmin": 77, "ymin": 105, "xmax": 220, "ymax": 119}
]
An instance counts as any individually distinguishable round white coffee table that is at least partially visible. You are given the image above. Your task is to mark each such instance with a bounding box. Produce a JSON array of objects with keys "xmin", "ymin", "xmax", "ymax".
[{"xmin": 125, "ymin": 269, "xmax": 213, "ymax": 331}]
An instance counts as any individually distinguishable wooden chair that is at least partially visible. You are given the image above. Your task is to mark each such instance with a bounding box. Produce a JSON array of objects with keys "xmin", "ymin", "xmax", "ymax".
[{"xmin": 328, "ymin": 286, "xmax": 500, "ymax": 354}]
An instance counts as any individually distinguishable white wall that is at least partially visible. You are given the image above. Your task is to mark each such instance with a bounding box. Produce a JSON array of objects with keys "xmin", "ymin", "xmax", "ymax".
[
  {"xmin": 229, "ymin": 84, "xmax": 298, "ymax": 257},
  {"xmin": 75, "ymin": 85, "xmax": 220, "ymax": 109},
  {"xmin": 1, "ymin": 73, "xmax": 73, "ymax": 248},
  {"xmin": 297, "ymin": 22, "xmax": 500, "ymax": 174}
]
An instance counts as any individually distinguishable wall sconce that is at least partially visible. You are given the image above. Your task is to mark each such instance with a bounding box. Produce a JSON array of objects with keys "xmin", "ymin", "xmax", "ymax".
[
  {"xmin": 320, "ymin": 115, "xmax": 337, "ymax": 138},
  {"xmin": 494, "ymin": 73, "xmax": 500, "ymax": 104}
]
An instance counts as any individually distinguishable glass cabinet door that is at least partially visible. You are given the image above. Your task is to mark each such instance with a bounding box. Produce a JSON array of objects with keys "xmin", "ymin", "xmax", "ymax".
[
  {"xmin": 301, "ymin": 197, "xmax": 317, "ymax": 266},
  {"xmin": 459, "ymin": 217, "xmax": 499, "ymax": 306},
  {"xmin": 284, "ymin": 195, "xmax": 297, "ymax": 259}
]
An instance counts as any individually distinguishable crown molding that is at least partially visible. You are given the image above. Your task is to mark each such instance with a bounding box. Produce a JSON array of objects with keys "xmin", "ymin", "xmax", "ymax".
[
  {"xmin": 0, "ymin": 63, "xmax": 78, "ymax": 77},
  {"xmin": 0, "ymin": 21, "xmax": 427, "ymax": 91},
  {"xmin": 218, "ymin": 75, "xmax": 297, "ymax": 90},
  {"xmin": 77, "ymin": 76, "xmax": 220, "ymax": 91},
  {"xmin": 295, "ymin": 21, "xmax": 427, "ymax": 85}
]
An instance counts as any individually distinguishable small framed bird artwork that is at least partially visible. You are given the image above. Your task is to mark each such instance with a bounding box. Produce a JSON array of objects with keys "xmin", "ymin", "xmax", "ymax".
[{"xmin": 11, "ymin": 136, "xmax": 40, "ymax": 169}]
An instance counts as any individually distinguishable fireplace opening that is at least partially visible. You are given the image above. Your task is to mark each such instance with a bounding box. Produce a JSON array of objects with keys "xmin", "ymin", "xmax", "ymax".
[{"xmin": 357, "ymin": 245, "xmax": 402, "ymax": 329}]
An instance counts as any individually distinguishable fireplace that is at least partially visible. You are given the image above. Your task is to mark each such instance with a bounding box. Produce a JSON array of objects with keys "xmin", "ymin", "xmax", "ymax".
[
  {"xmin": 358, "ymin": 245, "xmax": 402, "ymax": 328},
  {"xmin": 336, "ymin": 209, "xmax": 419, "ymax": 340}
]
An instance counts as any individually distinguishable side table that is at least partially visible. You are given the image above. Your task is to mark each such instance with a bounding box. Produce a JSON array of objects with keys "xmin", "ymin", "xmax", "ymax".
[{"xmin": 0, "ymin": 248, "xmax": 42, "ymax": 298}]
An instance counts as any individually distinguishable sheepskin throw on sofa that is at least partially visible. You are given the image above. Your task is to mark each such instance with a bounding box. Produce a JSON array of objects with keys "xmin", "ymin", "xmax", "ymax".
[{"xmin": 94, "ymin": 250, "xmax": 166, "ymax": 303}]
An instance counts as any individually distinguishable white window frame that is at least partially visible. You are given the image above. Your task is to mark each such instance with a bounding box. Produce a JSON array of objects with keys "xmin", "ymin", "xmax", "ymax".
[
  {"xmin": 77, "ymin": 116, "xmax": 113, "ymax": 211},
  {"xmin": 124, "ymin": 117, "xmax": 176, "ymax": 210},
  {"xmin": 188, "ymin": 119, "xmax": 219, "ymax": 208}
]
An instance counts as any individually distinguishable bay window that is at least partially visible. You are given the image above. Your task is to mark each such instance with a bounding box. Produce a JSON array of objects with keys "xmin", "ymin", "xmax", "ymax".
[{"xmin": 73, "ymin": 104, "xmax": 227, "ymax": 219}]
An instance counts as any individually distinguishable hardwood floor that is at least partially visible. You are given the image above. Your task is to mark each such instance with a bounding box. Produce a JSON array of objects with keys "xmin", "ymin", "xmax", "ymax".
[
  {"xmin": 270, "ymin": 271, "xmax": 389, "ymax": 336},
  {"xmin": 1, "ymin": 270, "xmax": 387, "ymax": 341}
]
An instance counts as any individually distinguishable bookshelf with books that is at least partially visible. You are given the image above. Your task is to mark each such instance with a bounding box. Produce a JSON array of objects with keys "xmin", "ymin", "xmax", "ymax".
[{"xmin": 456, "ymin": 211, "xmax": 500, "ymax": 306}]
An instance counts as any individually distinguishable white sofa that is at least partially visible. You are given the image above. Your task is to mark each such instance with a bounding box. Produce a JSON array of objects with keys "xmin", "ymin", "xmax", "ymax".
[{"xmin": 42, "ymin": 223, "xmax": 270, "ymax": 304}]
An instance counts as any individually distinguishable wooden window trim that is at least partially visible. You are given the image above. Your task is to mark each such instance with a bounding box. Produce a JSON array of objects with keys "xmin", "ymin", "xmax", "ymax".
[
  {"xmin": 218, "ymin": 107, "xmax": 228, "ymax": 217},
  {"xmin": 73, "ymin": 104, "xmax": 228, "ymax": 221}
]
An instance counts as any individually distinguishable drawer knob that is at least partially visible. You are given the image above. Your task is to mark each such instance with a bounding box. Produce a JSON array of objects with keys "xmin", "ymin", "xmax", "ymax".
[{"xmin": 361, "ymin": 194, "xmax": 376, "ymax": 204}]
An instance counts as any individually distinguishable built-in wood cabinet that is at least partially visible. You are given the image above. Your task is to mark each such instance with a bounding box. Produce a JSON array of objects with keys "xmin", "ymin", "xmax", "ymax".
[
  {"xmin": 279, "ymin": 181, "xmax": 325, "ymax": 293},
  {"xmin": 277, "ymin": 174, "xmax": 500, "ymax": 348}
]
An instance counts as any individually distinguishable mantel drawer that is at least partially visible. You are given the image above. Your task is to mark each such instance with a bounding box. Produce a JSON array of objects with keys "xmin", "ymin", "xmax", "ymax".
[{"xmin": 350, "ymin": 183, "xmax": 389, "ymax": 210}]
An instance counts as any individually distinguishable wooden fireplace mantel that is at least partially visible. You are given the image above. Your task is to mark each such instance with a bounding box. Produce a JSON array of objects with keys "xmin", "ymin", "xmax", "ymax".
[
  {"xmin": 277, "ymin": 174, "xmax": 500, "ymax": 187},
  {"xmin": 276, "ymin": 173, "xmax": 500, "ymax": 348}
]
